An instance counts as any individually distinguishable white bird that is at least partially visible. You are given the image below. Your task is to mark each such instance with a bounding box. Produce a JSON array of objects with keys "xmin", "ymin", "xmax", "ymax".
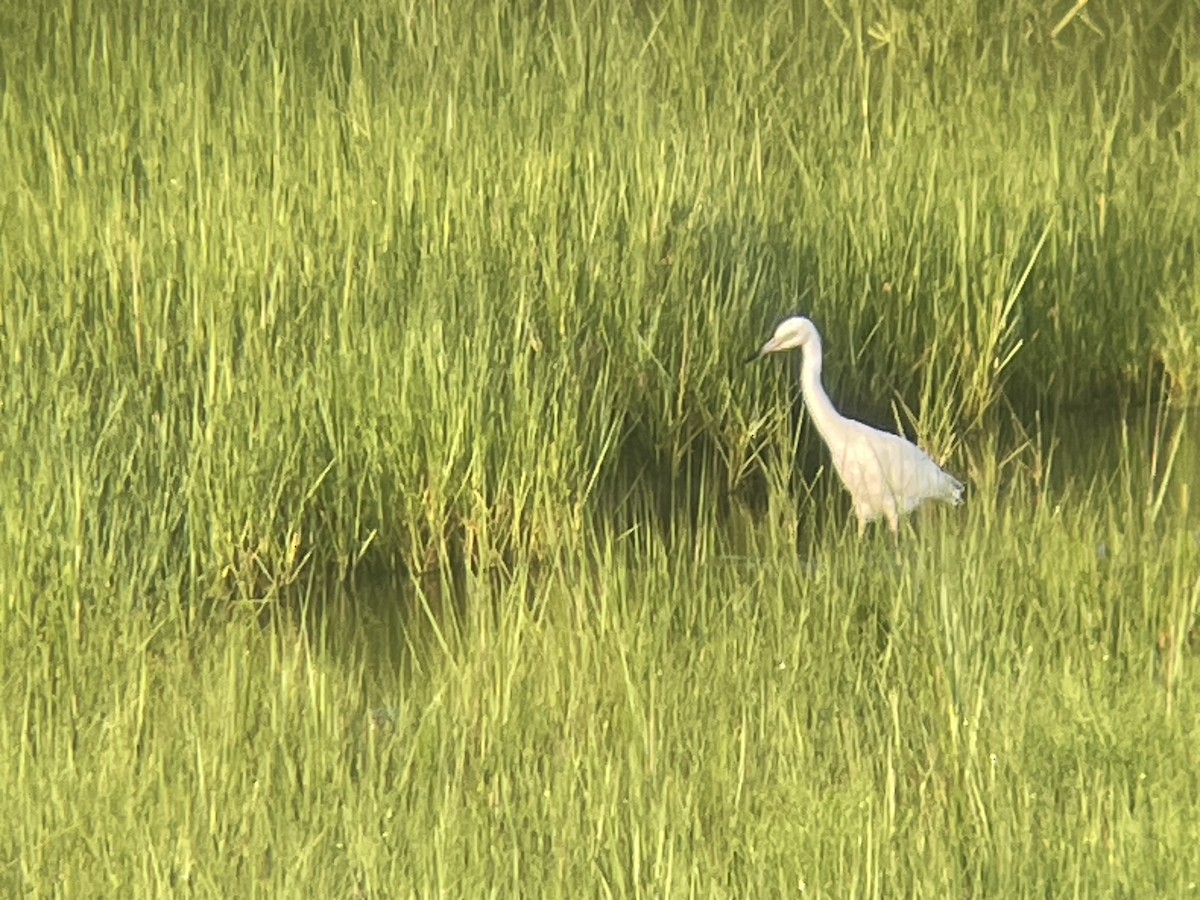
[{"xmin": 748, "ymin": 316, "xmax": 964, "ymax": 535}]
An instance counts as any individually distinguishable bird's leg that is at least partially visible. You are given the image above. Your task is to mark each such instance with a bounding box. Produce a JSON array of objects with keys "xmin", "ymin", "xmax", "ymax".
[
  {"xmin": 885, "ymin": 513, "xmax": 906, "ymax": 557},
  {"xmin": 856, "ymin": 515, "xmax": 867, "ymax": 538}
]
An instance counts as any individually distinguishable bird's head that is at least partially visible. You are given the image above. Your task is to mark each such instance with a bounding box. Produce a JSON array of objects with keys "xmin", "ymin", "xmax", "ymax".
[{"xmin": 746, "ymin": 316, "xmax": 818, "ymax": 363}]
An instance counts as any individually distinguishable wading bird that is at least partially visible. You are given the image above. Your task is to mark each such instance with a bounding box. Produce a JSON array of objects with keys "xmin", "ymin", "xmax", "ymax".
[{"xmin": 748, "ymin": 316, "xmax": 964, "ymax": 535}]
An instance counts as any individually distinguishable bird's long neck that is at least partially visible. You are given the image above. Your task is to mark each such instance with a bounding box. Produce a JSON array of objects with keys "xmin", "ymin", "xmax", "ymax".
[{"xmin": 799, "ymin": 337, "xmax": 846, "ymax": 448}]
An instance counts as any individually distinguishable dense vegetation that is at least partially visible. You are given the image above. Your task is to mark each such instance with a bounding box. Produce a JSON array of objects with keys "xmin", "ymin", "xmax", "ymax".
[{"xmin": 1, "ymin": 0, "xmax": 1196, "ymax": 895}]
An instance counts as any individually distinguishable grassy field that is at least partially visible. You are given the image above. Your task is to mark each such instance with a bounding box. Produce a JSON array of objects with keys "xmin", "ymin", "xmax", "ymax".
[{"xmin": 2, "ymin": 0, "xmax": 1198, "ymax": 895}]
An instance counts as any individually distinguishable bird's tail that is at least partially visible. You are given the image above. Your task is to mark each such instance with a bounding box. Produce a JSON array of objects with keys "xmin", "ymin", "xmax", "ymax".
[{"xmin": 943, "ymin": 473, "xmax": 965, "ymax": 506}]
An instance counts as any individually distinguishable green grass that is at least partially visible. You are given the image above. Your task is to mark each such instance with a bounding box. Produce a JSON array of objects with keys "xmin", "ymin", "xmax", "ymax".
[{"xmin": 1, "ymin": 0, "xmax": 1198, "ymax": 895}]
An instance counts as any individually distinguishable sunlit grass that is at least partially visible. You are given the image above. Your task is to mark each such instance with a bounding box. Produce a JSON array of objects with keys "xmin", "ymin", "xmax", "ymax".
[
  {"xmin": 3, "ymin": 465, "xmax": 1197, "ymax": 895},
  {"xmin": 1, "ymin": 0, "xmax": 1198, "ymax": 895}
]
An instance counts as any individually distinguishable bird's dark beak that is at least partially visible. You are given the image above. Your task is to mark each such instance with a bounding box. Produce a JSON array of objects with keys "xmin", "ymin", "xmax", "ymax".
[{"xmin": 745, "ymin": 336, "xmax": 777, "ymax": 363}]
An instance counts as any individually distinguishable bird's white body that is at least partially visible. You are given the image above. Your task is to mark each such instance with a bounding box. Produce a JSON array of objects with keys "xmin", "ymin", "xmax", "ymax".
[{"xmin": 751, "ymin": 316, "xmax": 964, "ymax": 535}]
